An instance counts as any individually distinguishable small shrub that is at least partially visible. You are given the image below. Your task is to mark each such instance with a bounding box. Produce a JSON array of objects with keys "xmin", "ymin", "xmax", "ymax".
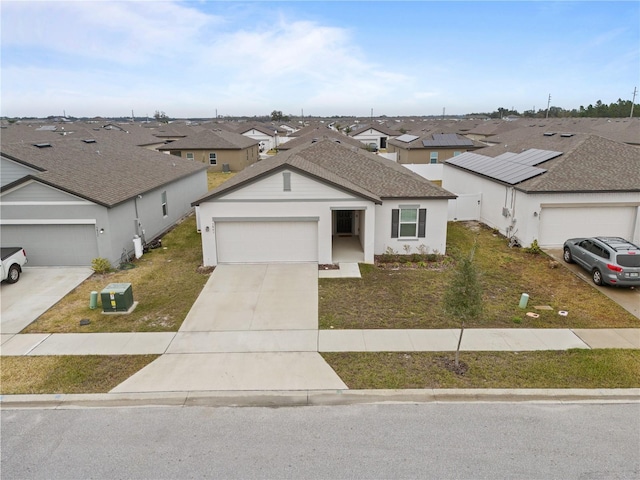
[
  {"xmin": 525, "ymin": 239, "xmax": 543, "ymax": 255},
  {"xmin": 384, "ymin": 246, "xmax": 398, "ymax": 255},
  {"xmin": 417, "ymin": 244, "xmax": 430, "ymax": 255},
  {"xmin": 513, "ymin": 317, "xmax": 522, "ymax": 324},
  {"xmin": 91, "ymin": 257, "xmax": 112, "ymax": 274}
]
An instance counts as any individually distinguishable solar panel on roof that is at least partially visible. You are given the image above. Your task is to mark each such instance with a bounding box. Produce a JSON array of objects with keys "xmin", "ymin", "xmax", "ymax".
[
  {"xmin": 422, "ymin": 133, "xmax": 473, "ymax": 147},
  {"xmin": 395, "ymin": 134, "xmax": 419, "ymax": 143},
  {"xmin": 447, "ymin": 153, "xmax": 547, "ymax": 185},
  {"xmin": 510, "ymin": 149, "xmax": 562, "ymax": 166}
]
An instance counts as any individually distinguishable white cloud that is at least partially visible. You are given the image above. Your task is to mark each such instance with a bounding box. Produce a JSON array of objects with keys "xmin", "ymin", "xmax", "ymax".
[{"xmin": 1, "ymin": 1, "xmax": 218, "ymax": 65}]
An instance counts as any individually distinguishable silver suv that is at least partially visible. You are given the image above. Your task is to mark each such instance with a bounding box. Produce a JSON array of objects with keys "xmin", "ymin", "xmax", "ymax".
[{"xmin": 563, "ymin": 237, "xmax": 640, "ymax": 287}]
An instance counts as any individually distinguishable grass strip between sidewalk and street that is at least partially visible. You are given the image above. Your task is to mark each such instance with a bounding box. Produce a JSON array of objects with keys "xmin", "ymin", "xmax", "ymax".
[
  {"xmin": 322, "ymin": 349, "xmax": 640, "ymax": 389},
  {"xmin": 0, "ymin": 355, "xmax": 158, "ymax": 395}
]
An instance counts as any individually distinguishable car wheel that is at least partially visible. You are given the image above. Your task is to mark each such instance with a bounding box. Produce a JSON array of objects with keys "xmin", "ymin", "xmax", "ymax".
[
  {"xmin": 6, "ymin": 264, "xmax": 20, "ymax": 284},
  {"xmin": 563, "ymin": 247, "xmax": 573, "ymax": 263},
  {"xmin": 592, "ymin": 268, "xmax": 603, "ymax": 286}
]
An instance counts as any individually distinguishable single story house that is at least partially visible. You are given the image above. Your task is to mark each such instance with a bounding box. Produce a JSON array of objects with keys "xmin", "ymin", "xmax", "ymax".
[
  {"xmin": 0, "ymin": 125, "xmax": 207, "ymax": 266},
  {"xmin": 192, "ymin": 138, "xmax": 456, "ymax": 266},
  {"xmin": 443, "ymin": 133, "xmax": 640, "ymax": 248},
  {"xmin": 158, "ymin": 129, "xmax": 259, "ymax": 172},
  {"xmin": 349, "ymin": 124, "xmax": 398, "ymax": 150},
  {"xmin": 237, "ymin": 124, "xmax": 287, "ymax": 152},
  {"xmin": 388, "ymin": 132, "xmax": 485, "ymax": 164}
]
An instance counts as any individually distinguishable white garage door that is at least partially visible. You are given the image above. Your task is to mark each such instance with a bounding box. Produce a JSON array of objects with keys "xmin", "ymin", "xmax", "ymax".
[
  {"xmin": 0, "ymin": 224, "xmax": 99, "ymax": 266},
  {"xmin": 539, "ymin": 206, "xmax": 636, "ymax": 247},
  {"xmin": 216, "ymin": 221, "xmax": 318, "ymax": 263}
]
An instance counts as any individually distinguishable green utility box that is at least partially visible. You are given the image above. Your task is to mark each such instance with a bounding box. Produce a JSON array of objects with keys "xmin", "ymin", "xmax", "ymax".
[{"xmin": 101, "ymin": 283, "xmax": 134, "ymax": 312}]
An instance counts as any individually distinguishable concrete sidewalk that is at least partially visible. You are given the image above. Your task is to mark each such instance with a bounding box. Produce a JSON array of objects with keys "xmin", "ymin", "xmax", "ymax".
[{"xmin": 2, "ymin": 328, "xmax": 639, "ymax": 356}]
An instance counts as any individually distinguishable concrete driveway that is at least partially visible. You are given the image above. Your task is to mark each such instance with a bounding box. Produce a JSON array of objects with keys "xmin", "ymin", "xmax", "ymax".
[
  {"xmin": 545, "ymin": 249, "xmax": 640, "ymax": 319},
  {"xmin": 112, "ymin": 264, "xmax": 348, "ymax": 393},
  {"xmin": 0, "ymin": 267, "xmax": 93, "ymax": 336}
]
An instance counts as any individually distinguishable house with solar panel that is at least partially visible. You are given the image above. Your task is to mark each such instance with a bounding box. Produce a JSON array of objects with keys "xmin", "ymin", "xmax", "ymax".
[
  {"xmin": 442, "ymin": 132, "xmax": 640, "ymax": 248},
  {"xmin": 387, "ymin": 132, "xmax": 485, "ymax": 165}
]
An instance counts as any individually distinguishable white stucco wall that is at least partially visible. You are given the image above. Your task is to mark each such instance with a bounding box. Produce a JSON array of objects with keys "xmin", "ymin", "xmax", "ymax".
[
  {"xmin": 196, "ymin": 169, "xmax": 376, "ymax": 266},
  {"xmin": 443, "ymin": 164, "xmax": 640, "ymax": 247},
  {"xmin": 374, "ymin": 199, "xmax": 449, "ymax": 255}
]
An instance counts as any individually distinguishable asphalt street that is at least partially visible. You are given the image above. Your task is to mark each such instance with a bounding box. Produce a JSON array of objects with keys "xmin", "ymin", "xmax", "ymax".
[{"xmin": 2, "ymin": 403, "xmax": 639, "ymax": 479}]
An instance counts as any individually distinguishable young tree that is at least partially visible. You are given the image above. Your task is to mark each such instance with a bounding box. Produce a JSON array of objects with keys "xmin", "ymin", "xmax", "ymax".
[{"xmin": 443, "ymin": 246, "xmax": 483, "ymax": 367}]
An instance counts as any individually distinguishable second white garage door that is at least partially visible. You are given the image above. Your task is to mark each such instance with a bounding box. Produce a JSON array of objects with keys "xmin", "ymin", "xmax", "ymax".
[
  {"xmin": 539, "ymin": 206, "xmax": 636, "ymax": 247},
  {"xmin": 216, "ymin": 220, "xmax": 318, "ymax": 263}
]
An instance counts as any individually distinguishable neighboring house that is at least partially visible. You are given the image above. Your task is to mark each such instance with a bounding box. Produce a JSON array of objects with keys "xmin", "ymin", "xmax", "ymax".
[
  {"xmin": 237, "ymin": 124, "xmax": 286, "ymax": 152},
  {"xmin": 192, "ymin": 139, "xmax": 455, "ymax": 266},
  {"xmin": 0, "ymin": 126, "xmax": 207, "ymax": 267},
  {"xmin": 349, "ymin": 124, "xmax": 398, "ymax": 150},
  {"xmin": 276, "ymin": 129, "xmax": 367, "ymax": 151},
  {"xmin": 388, "ymin": 133, "xmax": 485, "ymax": 165},
  {"xmin": 442, "ymin": 133, "xmax": 640, "ymax": 248},
  {"xmin": 157, "ymin": 129, "xmax": 259, "ymax": 172}
]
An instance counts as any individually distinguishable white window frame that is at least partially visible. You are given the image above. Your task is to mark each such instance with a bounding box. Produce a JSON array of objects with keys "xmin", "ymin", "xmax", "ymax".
[
  {"xmin": 186, "ymin": 152, "xmax": 194, "ymax": 161},
  {"xmin": 399, "ymin": 206, "xmax": 419, "ymax": 239},
  {"xmin": 161, "ymin": 191, "xmax": 168, "ymax": 217},
  {"xmin": 430, "ymin": 151, "xmax": 438, "ymax": 164},
  {"xmin": 209, "ymin": 152, "xmax": 217, "ymax": 165}
]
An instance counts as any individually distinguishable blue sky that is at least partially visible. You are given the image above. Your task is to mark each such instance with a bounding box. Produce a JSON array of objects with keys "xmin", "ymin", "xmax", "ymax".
[{"xmin": 1, "ymin": 1, "xmax": 638, "ymax": 118}]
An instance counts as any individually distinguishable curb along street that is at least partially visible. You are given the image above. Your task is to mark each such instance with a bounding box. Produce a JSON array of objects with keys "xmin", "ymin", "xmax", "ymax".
[{"xmin": 1, "ymin": 389, "xmax": 639, "ymax": 409}]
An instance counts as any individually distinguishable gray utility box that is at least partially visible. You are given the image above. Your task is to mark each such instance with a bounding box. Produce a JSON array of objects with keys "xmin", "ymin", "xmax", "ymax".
[{"xmin": 101, "ymin": 283, "xmax": 134, "ymax": 312}]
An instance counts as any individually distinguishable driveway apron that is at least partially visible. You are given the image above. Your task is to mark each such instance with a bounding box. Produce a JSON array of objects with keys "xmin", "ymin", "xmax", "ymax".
[{"xmin": 112, "ymin": 264, "xmax": 347, "ymax": 392}]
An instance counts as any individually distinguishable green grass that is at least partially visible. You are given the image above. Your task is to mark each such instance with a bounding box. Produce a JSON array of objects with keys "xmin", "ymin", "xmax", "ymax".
[
  {"xmin": 319, "ymin": 222, "xmax": 639, "ymax": 329},
  {"xmin": 322, "ymin": 350, "xmax": 640, "ymax": 389},
  {"xmin": 0, "ymin": 355, "xmax": 158, "ymax": 394}
]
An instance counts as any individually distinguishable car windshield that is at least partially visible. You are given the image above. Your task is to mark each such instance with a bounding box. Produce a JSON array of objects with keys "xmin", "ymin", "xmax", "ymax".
[{"xmin": 616, "ymin": 254, "xmax": 640, "ymax": 267}]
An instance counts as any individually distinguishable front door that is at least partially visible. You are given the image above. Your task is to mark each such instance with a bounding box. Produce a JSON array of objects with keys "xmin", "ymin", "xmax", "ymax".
[{"xmin": 336, "ymin": 211, "xmax": 353, "ymax": 234}]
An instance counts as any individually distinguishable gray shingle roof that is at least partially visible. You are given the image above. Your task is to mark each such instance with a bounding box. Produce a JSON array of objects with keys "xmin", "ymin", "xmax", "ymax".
[
  {"xmin": 193, "ymin": 138, "xmax": 455, "ymax": 206},
  {"xmin": 446, "ymin": 133, "xmax": 640, "ymax": 193},
  {"xmin": 277, "ymin": 128, "xmax": 366, "ymax": 151},
  {"xmin": 1, "ymin": 126, "xmax": 207, "ymax": 207},
  {"xmin": 157, "ymin": 129, "xmax": 258, "ymax": 150}
]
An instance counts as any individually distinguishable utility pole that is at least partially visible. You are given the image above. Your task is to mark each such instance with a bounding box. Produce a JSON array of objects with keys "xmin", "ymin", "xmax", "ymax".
[
  {"xmin": 630, "ymin": 87, "xmax": 637, "ymax": 118},
  {"xmin": 442, "ymin": 107, "xmax": 445, "ymax": 119},
  {"xmin": 545, "ymin": 94, "xmax": 551, "ymax": 119}
]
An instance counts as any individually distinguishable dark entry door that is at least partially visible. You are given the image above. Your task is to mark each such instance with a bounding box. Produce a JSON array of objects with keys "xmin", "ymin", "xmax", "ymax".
[{"xmin": 336, "ymin": 211, "xmax": 353, "ymax": 234}]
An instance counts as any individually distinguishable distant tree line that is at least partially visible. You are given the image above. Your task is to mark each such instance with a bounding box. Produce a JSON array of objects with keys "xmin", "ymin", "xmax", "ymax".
[{"xmin": 475, "ymin": 98, "xmax": 638, "ymax": 119}]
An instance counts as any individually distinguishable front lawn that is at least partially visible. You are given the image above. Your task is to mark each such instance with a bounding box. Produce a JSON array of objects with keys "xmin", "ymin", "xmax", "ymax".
[
  {"xmin": 319, "ymin": 222, "xmax": 638, "ymax": 329},
  {"xmin": 23, "ymin": 214, "xmax": 209, "ymax": 333},
  {"xmin": 323, "ymin": 350, "xmax": 640, "ymax": 389},
  {"xmin": 0, "ymin": 355, "xmax": 158, "ymax": 394}
]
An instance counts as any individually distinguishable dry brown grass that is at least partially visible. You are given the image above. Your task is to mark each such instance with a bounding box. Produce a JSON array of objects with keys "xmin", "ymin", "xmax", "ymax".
[
  {"xmin": 21, "ymin": 171, "xmax": 238, "ymax": 334},
  {"xmin": 0, "ymin": 355, "xmax": 158, "ymax": 394},
  {"xmin": 208, "ymin": 170, "xmax": 236, "ymax": 189},
  {"xmin": 319, "ymin": 221, "xmax": 639, "ymax": 329},
  {"xmin": 323, "ymin": 350, "xmax": 640, "ymax": 389},
  {"xmin": 23, "ymin": 214, "xmax": 208, "ymax": 333}
]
